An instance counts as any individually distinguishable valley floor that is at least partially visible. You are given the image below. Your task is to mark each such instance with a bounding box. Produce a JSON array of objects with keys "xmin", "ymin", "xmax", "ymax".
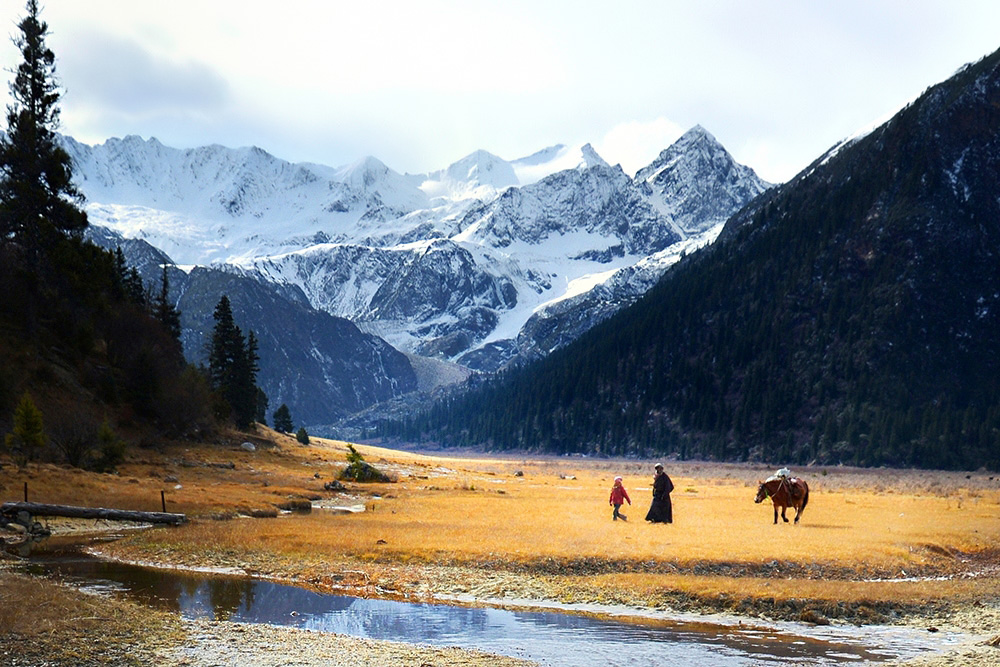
[{"xmin": 2, "ymin": 431, "xmax": 1000, "ymax": 665}]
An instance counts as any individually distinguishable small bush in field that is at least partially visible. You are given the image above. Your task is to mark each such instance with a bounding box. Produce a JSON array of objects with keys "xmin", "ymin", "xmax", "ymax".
[
  {"xmin": 4, "ymin": 392, "xmax": 46, "ymax": 467},
  {"xmin": 340, "ymin": 444, "xmax": 391, "ymax": 483},
  {"xmin": 296, "ymin": 427, "xmax": 310, "ymax": 445},
  {"xmin": 93, "ymin": 420, "xmax": 127, "ymax": 472}
]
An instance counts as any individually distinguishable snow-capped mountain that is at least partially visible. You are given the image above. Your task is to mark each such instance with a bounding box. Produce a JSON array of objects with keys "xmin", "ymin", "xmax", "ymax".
[
  {"xmin": 70, "ymin": 126, "xmax": 770, "ymax": 427},
  {"xmin": 418, "ymin": 149, "xmax": 518, "ymax": 202},
  {"xmin": 637, "ymin": 125, "xmax": 770, "ymax": 235},
  {"xmin": 511, "ymin": 143, "xmax": 608, "ymax": 185},
  {"xmin": 64, "ymin": 135, "xmax": 433, "ymax": 264}
]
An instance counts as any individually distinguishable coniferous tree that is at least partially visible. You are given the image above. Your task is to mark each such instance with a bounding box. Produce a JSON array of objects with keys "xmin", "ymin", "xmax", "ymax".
[
  {"xmin": 230, "ymin": 329, "xmax": 259, "ymax": 429},
  {"xmin": 272, "ymin": 403, "xmax": 293, "ymax": 434},
  {"xmin": 113, "ymin": 248, "xmax": 146, "ymax": 306},
  {"xmin": 0, "ymin": 0, "xmax": 86, "ymax": 252},
  {"xmin": 255, "ymin": 386, "xmax": 269, "ymax": 425},
  {"xmin": 209, "ymin": 295, "xmax": 239, "ymax": 386},
  {"xmin": 245, "ymin": 330, "xmax": 260, "ymax": 387},
  {"xmin": 4, "ymin": 391, "xmax": 46, "ymax": 467},
  {"xmin": 208, "ymin": 295, "xmax": 260, "ymax": 430},
  {"xmin": 92, "ymin": 419, "xmax": 126, "ymax": 473},
  {"xmin": 153, "ymin": 264, "xmax": 182, "ymax": 342}
]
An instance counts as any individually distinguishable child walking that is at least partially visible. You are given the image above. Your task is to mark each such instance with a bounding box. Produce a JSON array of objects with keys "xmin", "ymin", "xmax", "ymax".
[{"xmin": 609, "ymin": 476, "xmax": 631, "ymax": 521}]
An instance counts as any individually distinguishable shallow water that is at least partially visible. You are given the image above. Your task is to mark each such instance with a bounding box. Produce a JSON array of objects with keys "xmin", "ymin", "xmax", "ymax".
[{"xmin": 18, "ymin": 540, "xmax": 951, "ymax": 666}]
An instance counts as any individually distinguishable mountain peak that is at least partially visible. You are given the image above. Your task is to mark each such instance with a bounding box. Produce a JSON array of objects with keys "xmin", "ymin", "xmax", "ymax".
[
  {"xmin": 644, "ymin": 125, "xmax": 723, "ymax": 170},
  {"xmin": 334, "ymin": 155, "xmax": 396, "ymax": 192},
  {"xmin": 443, "ymin": 149, "xmax": 517, "ymax": 188},
  {"xmin": 417, "ymin": 149, "xmax": 518, "ymax": 202},
  {"xmin": 634, "ymin": 125, "xmax": 770, "ymax": 235},
  {"xmin": 338, "ymin": 154, "xmax": 390, "ymax": 176},
  {"xmin": 579, "ymin": 143, "xmax": 610, "ymax": 170},
  {"xmin": 122, "ymin": 134, "xmax": 158, "ymax": 146},
  {"xmin": 511, "ymin": 144, "xmax": 567, "ymax": 167},
  {"xmin": 679, "ymin": 124, "xmax": 713, "ymax": 142}
]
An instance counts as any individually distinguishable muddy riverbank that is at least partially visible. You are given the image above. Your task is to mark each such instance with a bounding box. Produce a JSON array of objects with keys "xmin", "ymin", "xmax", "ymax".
[{"xmin": 3, "ymin": 533, "xmax": 999, "ymax": 666}]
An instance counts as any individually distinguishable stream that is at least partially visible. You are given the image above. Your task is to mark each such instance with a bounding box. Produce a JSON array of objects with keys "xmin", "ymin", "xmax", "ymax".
[{"xmin": 12, "ymin": 537, "xmax": 954, "ymax": 666}]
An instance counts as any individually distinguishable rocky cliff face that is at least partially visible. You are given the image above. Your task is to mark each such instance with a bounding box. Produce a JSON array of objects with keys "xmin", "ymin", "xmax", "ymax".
[{"xmin": 638, "ymin": 125, "xmax": 771, "ymax": 235}]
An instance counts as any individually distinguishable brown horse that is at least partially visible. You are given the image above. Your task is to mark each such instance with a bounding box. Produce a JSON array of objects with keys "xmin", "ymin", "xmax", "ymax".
[{"xmin": 754, "ymin": 476, "xmax": 809, "ymax": 524}]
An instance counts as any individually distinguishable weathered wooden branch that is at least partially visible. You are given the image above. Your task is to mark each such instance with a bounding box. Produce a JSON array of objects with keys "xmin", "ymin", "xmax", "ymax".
[{"xmin": 1, "ymin": 501, "xmax": 186, "ymax": 526}]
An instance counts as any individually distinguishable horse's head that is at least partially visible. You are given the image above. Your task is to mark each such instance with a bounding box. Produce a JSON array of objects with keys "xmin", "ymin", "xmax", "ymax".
[{"xmin": 754, "ymin": 482, "xmax": 768, "ymax": 504}]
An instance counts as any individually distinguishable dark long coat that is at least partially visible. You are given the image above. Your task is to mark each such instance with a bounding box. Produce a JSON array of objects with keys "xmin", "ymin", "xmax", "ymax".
[{"xmin": 645, "ymin": 471, "xmax": 674, "ymax": 523}]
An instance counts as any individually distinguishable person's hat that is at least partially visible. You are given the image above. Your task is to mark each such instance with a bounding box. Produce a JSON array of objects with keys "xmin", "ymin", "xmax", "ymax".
[
  {"xmin": 614, "ymin": 476, "xmax": 623, "ymax": 482},
  {"xmin": 654, "ymin": 463, "xmax": 663, "ymax": 469}
]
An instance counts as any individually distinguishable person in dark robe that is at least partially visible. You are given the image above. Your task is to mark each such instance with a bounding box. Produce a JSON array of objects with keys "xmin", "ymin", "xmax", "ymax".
[{"xmin": 645, "ymin": 463, "xmax": 674, "ymax": 523}]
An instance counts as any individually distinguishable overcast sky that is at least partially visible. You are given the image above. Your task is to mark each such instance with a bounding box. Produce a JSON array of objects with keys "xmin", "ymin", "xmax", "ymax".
[{"xmin": 4, "ymin": 1, "xmax": 999, "ymax": 183}]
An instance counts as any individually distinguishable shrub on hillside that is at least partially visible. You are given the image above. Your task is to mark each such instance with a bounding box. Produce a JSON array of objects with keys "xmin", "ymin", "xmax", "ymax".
[
  {"xmin": 4, "ymin": 392, "xmax": 46, "ymax": 467},
  {"xmin": 339, "ymin": 444, "xmax": 391, "ymax": 483}
]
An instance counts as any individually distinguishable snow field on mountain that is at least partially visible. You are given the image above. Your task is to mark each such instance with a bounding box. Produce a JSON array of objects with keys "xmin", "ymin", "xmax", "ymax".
[{"xmin": 71, "ymin": 126, "xmax": 770, "ymax": 371}]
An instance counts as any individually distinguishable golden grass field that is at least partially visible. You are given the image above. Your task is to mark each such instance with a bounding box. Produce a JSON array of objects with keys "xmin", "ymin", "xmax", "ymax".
[{"xmin": 3, "ymin": 428, "xmax": 999, "ymax": 626}]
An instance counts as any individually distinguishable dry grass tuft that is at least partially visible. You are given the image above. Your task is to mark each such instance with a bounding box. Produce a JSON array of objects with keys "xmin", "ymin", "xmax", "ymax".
[{"xmin": 0, "ymin": 571, "xmax": 183, "ymax": 666}]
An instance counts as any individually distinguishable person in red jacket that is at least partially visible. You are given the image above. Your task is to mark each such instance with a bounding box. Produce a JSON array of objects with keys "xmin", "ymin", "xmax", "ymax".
[{"xmin": 609, "ymin": 476, "xmax": 631, "ymax": 521}]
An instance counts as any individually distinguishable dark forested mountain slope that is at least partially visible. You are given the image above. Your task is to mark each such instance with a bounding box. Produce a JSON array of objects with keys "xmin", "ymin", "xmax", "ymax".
[
  {"xmin": 84, "ymin": 227, "xmax": 418, "ymax": 427},
  {"xmin": 384, "ymin": 48, "xmax": 1000, "ymax": 470}
]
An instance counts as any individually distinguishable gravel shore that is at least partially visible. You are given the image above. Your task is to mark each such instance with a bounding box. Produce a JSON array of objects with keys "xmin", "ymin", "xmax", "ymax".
[
  {"xmin": 162, "ymin": 618, "xmax": 537, "ymax": 667},
  {"xmin": 158, "ymin": 616, "xmax": 1000, "ymax": 667}
]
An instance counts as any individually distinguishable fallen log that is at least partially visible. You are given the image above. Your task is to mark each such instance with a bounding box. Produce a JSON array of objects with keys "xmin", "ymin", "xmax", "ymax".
[{"xmin": 0, "ymin": 501, "xmax": 186, "ymax": 526}]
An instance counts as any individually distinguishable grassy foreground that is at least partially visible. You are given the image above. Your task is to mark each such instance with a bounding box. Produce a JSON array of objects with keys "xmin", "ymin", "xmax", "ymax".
[{"xmin": 3, "ymin": 429, "xmax": 1000, "ymax": 663}]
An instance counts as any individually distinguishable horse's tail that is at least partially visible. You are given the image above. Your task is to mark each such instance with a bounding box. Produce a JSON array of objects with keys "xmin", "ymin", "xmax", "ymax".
[{"xmin": 800, "ymin": 482, "xmax": 809, "ymax": 515}]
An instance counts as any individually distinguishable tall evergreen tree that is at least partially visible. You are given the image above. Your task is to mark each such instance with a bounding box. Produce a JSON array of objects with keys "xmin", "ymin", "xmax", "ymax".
[
  {"xmin": 245, "ymin": 330, "xmax": 260, "ymax": 384},
  {"xmin": 255, "ymin": 386, "xmax": 269, "ymax": 425},
  {"xmin": 230, "ymin": 329, "xmax": 260, "ymax": 429},
  {"xmin": 153, "ymin": 264, "xmax": 182, "ymax": 342},
  {"xmin": 0, "ymin": 0, "xmax": 86, "ymax": 252},
  {"xmin": 208, "ymin": 295, "xmax": 260, "ymax": 430},
  {"xmin": 4, "ymin": 391, "xmax": 46, "ymax": 467},
  {"xmin": 272, "ymin": 404, "xmax": 293, "ymax": 434},
  {"xmin": 209, "ymin": 295, "xmax": 241, "ymax": 390},
  {"xmin": 112, "ymin": 247, "xmax": 148, "ymax": 307}
]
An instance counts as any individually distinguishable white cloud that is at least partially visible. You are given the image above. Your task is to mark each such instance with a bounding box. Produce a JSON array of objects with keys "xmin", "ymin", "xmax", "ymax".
[
  {"xmin": 61, "ymin": 33, "xmax": 230, "ymax": 116},
  {"xmin": 6, "ymin": 1, "xmax": 1000, "ymax": 182}
]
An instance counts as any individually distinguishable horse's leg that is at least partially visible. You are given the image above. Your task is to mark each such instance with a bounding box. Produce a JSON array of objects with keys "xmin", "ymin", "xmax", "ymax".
[
  {"xmin": 781, "ymin": 506, "xmax": 789, "ymax": 523},
  {"xmin": 794, "ymin": 504, "xmax": 801, "ymax": 524},
  {"xmin": 772, "ymin": 503, "xmax": 778, "ymax": 524}
]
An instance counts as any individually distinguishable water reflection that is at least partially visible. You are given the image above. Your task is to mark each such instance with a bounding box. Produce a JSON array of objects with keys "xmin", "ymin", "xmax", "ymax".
[{"xmin": 20, "ymin": 545, "xmax": 943, "ymax": 666}]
